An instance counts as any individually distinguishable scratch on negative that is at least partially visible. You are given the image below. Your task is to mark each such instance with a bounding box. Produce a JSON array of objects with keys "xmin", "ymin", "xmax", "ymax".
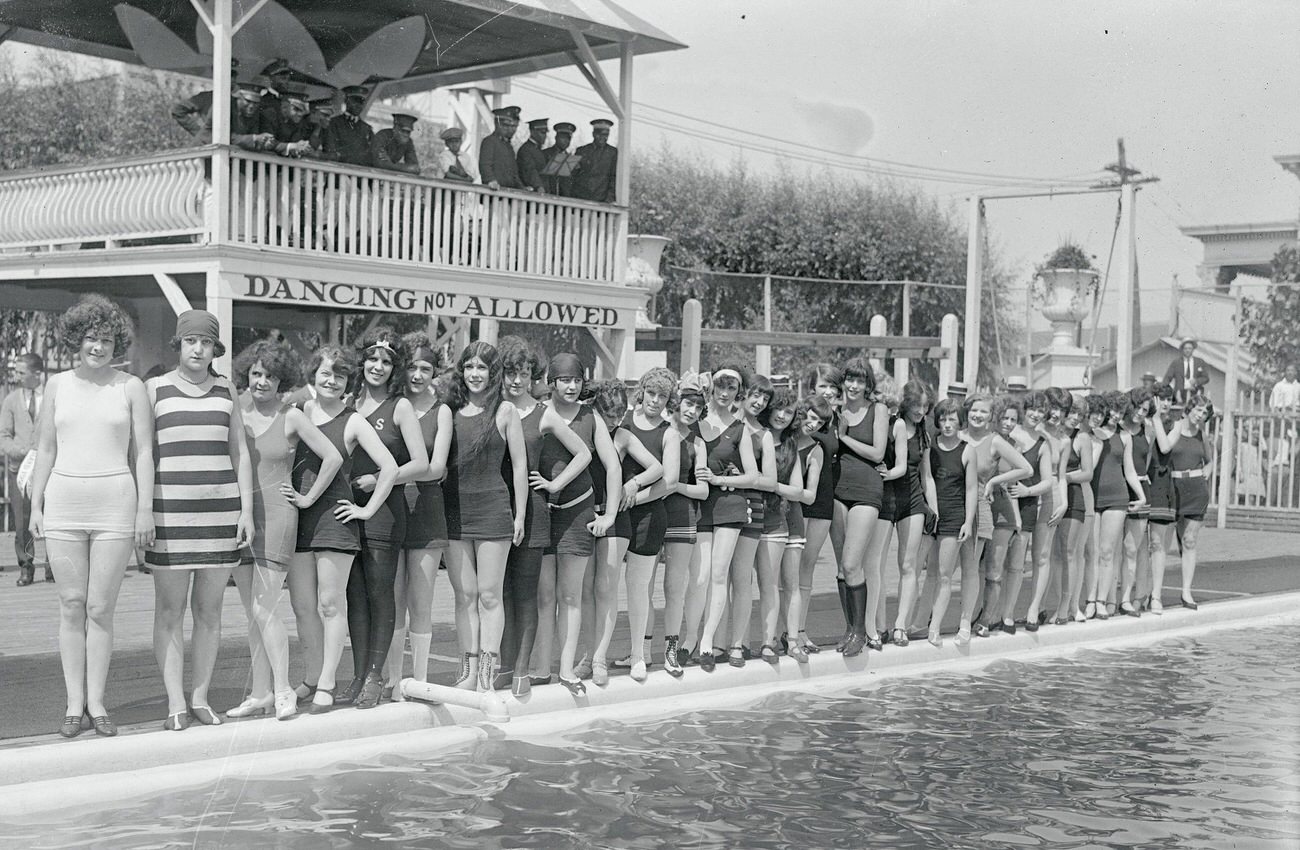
[{"xmin": 436, "ymin": 2, "xmax": 525, "ymax": 66}]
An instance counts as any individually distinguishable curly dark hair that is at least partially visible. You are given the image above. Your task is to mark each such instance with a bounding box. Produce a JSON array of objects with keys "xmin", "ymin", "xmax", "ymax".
[
  {"xmin": 305, "ymin": 345, "xmax": 359, "ymax": 386},
  {"xmin": 232, "ymin": 340, "xmax": 303, "ymax": 391},
  {"xmin": 800, "ymin": 362, "xmax": 843, "ymax": 399},
  {"xmin": 1044, "ymin": 386, "xmax": 1074, "ymax": 416},
  {"xmin": 60, "ymin": 294, "xmax": 133, "ymax": 356},
  {"xmin": 588, "ymin": 379, "xmax": 629, "ymax": 427},
  {"xmin": 447, "ymin": 341, "xmax": 505, "ymax": 459},
  {"xmin": 498, "ymin": 335, "xmax": 544, "ymax": 381},
  {"xmin": 352, "ymin": 325, "xmax": 408, "ymax": 396}
]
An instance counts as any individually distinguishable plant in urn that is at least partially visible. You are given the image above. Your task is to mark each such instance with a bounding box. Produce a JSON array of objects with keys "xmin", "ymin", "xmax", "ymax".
[
  {"xmin": 1032, "ymin": 242, "xmax": 1099, "ymax": 352},
  {"xmin": 626, "ymin": 234, "xmax": 671, "ymax": 329}
]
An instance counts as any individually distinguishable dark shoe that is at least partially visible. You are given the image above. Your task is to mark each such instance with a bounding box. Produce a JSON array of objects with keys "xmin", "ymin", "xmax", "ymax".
[
  {"xmin": 558, "ymin": 676, "xmax": 586, "ymax": 696},
  {"xmin": 740, "ymin": 645, "xmax": 754, "ymax": 661},
  {"xmin": 1002, "ymin": 620, "xmax": 1017, "ymax": 636},
  {"xmin": 44, "ymin": 566, "xmax": 55, "ymax": 583},
  {"xmin": 1053, "ymin": 617, "xmax": 1069, "ymax": 626},
  {"xmin": 880, "ymin": 630, "xmax": 893, "ymax": 645},
  {"xmin": 973, "ymin": 624, "xmax": 990, "ymax": 638},
  {"xmin": 92, "ymin": 715, "xmax": 117, "ymax": 737},
  {"xmin": 1025, "ymin": 621, "xmax": 1039, "ymax": 633},
  {"xmin": 799, "ymin": 631, "xmax": 821, "ymax": 653},
  {"xmin": 528, "ymin": 675, "xmax": 554, "ymax": 687},
  {"xmin": 842, "ymin": 633, "xmax": 866, "ymax": 658},
  {"xmin": 865, "ymin": 634, "xmax": 883, "ymax": 652},
  {"xmin": 835, "ymin": 628, "xmax": 853, "ymax": 653},
  {"xmin": 163, "ymin": 711, "xmax": 191, "ymax": 731},
  {"xmin": 728, "ymin": 647, "xmax": 745, "ymax": 668},
  {"xmin": 189, "ymin": 704, "xmax": 222, "ymax": 726},
  {"xmin": 1120, "ymin": 602, "xmax": 1140, "ymax": 617},
  {"xmin": 778, "ymin": 633, "xmax": 790, "ymax": 654},
  {"xmin": 16, "ymin": 566, "xmax": 34, "ymax": 587},
  {"xmin": 58, "ymin": 715, "xmax": 83, "ymax": 738},
  {"xmin": 308, "ymin": 688, "xmax": 335, "ymax": 715},
  {"xmin": 699, "ymin": 649, "xmax": 716, "ymax": 672},
  {"xmin": 1181, "ymin": 596, "xmax": 1199, "ymax": 611},
  {"xmin": 789, "ymin": 644, "xmax": 809, "ymax": 663},
  {"xmin": 295, "ymin": 681, "xmax": 318, "ymax": 705},
  {"xmin": 356, "ymin": 672, "xmax": 383, "ymax": 709},
  {"xmin": 759, "ymin": 644, "xmax": 778, "ymax": 665},
  {"xmin": 891, "ymin": 628, "xmax": 909, "ymax": 647},
  {"xmin": 677, "ymin": 647, "xmax": 692, "ymax": 667},
  {"xmin": 335, "ymin": 677, "xmax": 365, "ymax": 705},
  {"xmin": 987, "ymin": 621, "xmax": 1003, "ymax": 633},
  {"xmin": 1037, "ymin": 611, "xmax": 1049, "ymax": 626}
]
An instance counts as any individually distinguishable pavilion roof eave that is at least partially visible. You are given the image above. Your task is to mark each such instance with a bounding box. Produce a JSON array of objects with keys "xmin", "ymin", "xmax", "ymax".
[
  {"xmin": 378, "ymin": 42, "xmax": 626, "ymax": 97},
  {"xmin": 0, "ymin": 25, "xmax": 139, "ymax": 66}
]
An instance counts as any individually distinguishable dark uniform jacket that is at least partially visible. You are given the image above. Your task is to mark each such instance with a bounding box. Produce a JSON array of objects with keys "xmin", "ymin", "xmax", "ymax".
[
  {"xmin": 258, "ymin": 90, "xmax": 288, "ymax": 140},
  {"xmin": 371, "ymin": 129, "xmax": 420, "ymax": 174},
  {"xmin": 171, "ymin": 92, "xmax": 265, "ymax": 151},
  {"xmin": 571, "ymin": 142, "xmax": 617, "ymax": 203},
  {"xmin": 516, "ymin": 139, "xmax": 547, "ymax": 191},
  {"xmin": 479, "ymin": 133, "xmax": 522, "ymax": 189},
  {"xmin": 540, "ymin": 144, "xmax": 576, "ymax": 196},
  {"xmin": 323, "ymin": 114, "xmax": 374, "ymax": 167}
]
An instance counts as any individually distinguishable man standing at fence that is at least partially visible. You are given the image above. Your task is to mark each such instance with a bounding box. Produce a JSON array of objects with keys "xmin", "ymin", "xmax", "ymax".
[
  {"xmin": 571, "ymin": 118, "xmax": 618, "ymax": 203},
  {"xmin": 435, "ymin": 127, "xmax": 477, "ymax": 183},
  {"xmin": 517, "ymin": 118, "xmax": 549, "ymax": 192},
  {"xmin": 480, "ymin": 106, "xmax": 523, "ymax": 190},
  {"xmin": 541, "ymin": 122, "xmax": 578, "ymax": 196},
  {"xmin": 324, "ymin": 86, "xmax": 375, "ymax": 167},
  {"xmin": 1163, "ymin": 338, "xmax": 1209, "ymax": 406},
  {"xmin": 1270, "ymin": 364, "xmax": 1300, "ymax": 412},
  {"xmin": 372, "ymin": 113, "xmax": 422, "ymax": 175},
  {"xmin": 0, "ymin": 354, "xmax": 46, "ymax": 585}
]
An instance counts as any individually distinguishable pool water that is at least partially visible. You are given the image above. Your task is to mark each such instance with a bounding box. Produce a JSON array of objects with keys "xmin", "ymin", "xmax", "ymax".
[{"xmin": 5, "ymin": 624, "xmax": 1299, "ymax": 849}]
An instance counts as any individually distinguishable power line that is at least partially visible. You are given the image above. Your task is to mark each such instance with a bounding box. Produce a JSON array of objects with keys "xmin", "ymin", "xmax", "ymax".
[
  {"xmin": 535, "ymin": 73, "xmax": 1098, "ymax": 187},
  {"xmin": 517, "ymin": 80, "xmax": 1101, "ymax": 189}
]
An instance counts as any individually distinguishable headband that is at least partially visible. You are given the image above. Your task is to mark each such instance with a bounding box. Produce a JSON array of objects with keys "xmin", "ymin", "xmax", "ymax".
[
  {"xmin": 411, "ymin": 345, "xmax": 439, "ymax": 367},
  {"xmin": 712, "ymin": 368, "xmax": 742, "ymax": 386},
  {"xmin": 548, "ymin": 352, "xmax": 584, "ymax": 381},
  {"xmin": 365, "ymin": 339, "xmax": 397, "ymax": 356}
]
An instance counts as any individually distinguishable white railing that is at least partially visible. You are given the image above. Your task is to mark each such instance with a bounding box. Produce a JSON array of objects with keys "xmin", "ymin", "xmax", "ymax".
[
  {"xmin": 225, "ymin": 151, "xmax": 624, "ymax": 283},
  {"xmin": 1228, "ymin": 410, "xmax": 1300, "ymax": 510},
  {"xmin": 0, "ymin": 150, "xmax": 208, "ymax": 250}
]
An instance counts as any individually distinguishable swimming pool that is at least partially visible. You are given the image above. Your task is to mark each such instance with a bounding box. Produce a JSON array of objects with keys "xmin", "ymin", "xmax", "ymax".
[{"xmin": 4, "ymin": 623, "xmax": 1298, "ymax": 849}]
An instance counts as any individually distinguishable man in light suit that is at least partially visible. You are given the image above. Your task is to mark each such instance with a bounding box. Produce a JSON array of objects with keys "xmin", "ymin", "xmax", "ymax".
[
  {"xmin": 0, "ymin": 353, "xmax": 47, "ymax": 585},
  {"xmin": 1163, "ymin": 338, "xmax": 1209, "ymax": 406}
]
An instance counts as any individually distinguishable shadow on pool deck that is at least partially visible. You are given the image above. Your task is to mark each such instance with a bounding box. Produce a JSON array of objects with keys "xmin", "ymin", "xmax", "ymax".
[{"xmin": 0, "ymin": 526, "xmax": 1296, "ymax": 745}]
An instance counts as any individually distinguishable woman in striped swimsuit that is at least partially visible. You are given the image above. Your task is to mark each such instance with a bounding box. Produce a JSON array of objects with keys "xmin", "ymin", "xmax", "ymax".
[{"xmin": 147, "ymin": 310, "xmax": 254, "ymax": 730}]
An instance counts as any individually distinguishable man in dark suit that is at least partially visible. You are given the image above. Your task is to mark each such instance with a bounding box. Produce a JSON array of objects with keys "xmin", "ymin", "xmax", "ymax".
[
  {"xmin": 571, "ymin": 118, "xmax": 618, "ymax": 203},
  {"xmin": 323, "ymin": 86, "xmax": 374, "ymax": 167},
  {"xmin": 541, "ymin": 121, "xmax": 578, "ymax": 196},
  {"xmin": 257, "ymin": 58, "xmax": 295, "ymax": 139},
  {"xmin": 1163, "ymin": 338, "xmax": 1210, "ymax": 405},
  {"xmin": 372, "ymin": 113, "xmax": 421, "ymax": 174},
  {"xmin": 479, "ymin": 106, "xmax": 523, "ymax": 190},
  {"xmin": 171, "ymin": 59, "xmax": 274, "ymax": 151},
  {"xmin": 517, "ymin": 117, "xmax": 549, "ymax": 192},
  {"xmin": 0, "ymin": 353, "xmax": 46, "ymax": 585}
]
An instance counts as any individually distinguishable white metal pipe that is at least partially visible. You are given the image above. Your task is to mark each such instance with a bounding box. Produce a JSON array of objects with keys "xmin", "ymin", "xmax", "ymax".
[
  {"xmin": 963, "ymin": 197, "xmax": 983, "ymax": 388},
  {"xmin": 400, "ymin": 678, "xmax": 510, "ymax": 723}
]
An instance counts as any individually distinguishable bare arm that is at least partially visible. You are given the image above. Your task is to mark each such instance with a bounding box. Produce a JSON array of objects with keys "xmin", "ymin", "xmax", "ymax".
[
  {"xmin": 590, "ymin": 419, "xmax": 621, "ymax": 535},
  {"xmin": 961, "ymin": 444, "xmax": 978, "ymax": 542},
  {"xmin": 339, "ymin": 414, "xmax": 397, "ymax": 522},
  {"xmin": 1066, "ymin": 435, "xmax": 1094, "ymax": 484},
  {"xmin": 678, "ymin": 436, "xmax": 710, "ymax": 500},
  {"xmin": 283, "ymin": 407, "xmax": 342, "ymax": 508},
  {"xmin": 531, "ymin": 406, "xmax": 592, "ymax": 495},
  {"xmin": 754, "ymin": 430, "xmax": 778, "ymax": 493},
  {"xmin": 26, "ymin": 375, "xmax": 59, "ymax": 539},
  {"xmin": 425, "ymin": 404, "xmax": 454, "ymax": 482},
  {"xmin": 1147, "ymin": 415, "xmax": 1183, "ymax": 453},
  {"xmin": 125, "ymin": 377, "xmax": 155, "ymax": 548},
  {"xmin": 921, "ymin": 446, "xmax": 938, "ymax": 516},
  {"xmin": 501, "ymin": 404, "xmax": 528, "ymax": 547},
  {"xmin": 985, "ymin": 434, "xmax": 1032, "ymax": 495},
  {"xmin": 838, "ymin": 403, "xmax": 888, "ymax": 463},
  {"xmin": 621, "ymin": 430, "xmax": 664, "ymax": 509},
  {"xmin": 797, "ymin": 444, "xmax": 823, "ymax": 506},
  {"xmin": 775, "ymin": 453, "xmax": 805, "ymax": 501},
  {"xmin": 0, "ymin": 395, "xmax": 19, "ymax": 461},
  {"xmin": 719, "ymin": 427, "xmax": 760, "ymax": 490},
  {"xmin": 881, "ymin": 419, "xmax": 908, "ymax": 481},
  {"xmin": 1120, "ymin": 431, "xmax": 1146, "ymax": 504}
]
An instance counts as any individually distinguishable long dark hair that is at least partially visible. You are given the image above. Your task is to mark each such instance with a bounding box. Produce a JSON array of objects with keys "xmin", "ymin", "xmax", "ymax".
[
  {"xmin": 353, "ymin": 325, "xmax": 408, "ymax": 397},
  {"xmin": 759, "ymin": 386, "xmax": 799, "ymax": 472},
  {"xmin": 448, "ymin": 340, "xmax": 504, "ymax": 460}
]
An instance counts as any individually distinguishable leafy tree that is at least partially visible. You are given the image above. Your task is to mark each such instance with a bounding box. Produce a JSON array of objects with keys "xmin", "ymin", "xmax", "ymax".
[
  {"xmin": 1241, "ymin": 245, "xmax": 1300, "ymax": 382},
  {"xmin": 629, "ymin": 146, "xmax": 1019, "ymax": 387}
]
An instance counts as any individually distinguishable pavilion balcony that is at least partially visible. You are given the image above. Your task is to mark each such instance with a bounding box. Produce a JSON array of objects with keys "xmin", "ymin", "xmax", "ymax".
[{"xmin": 0, "ymin": 145, "xmax": 626, "ymax": 285}]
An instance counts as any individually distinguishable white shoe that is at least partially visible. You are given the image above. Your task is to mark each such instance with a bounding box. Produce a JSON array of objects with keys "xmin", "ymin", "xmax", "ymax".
[
  {"xmin": 274, "ymin": 690, "xmax": 297, "ymax": 721},
  {"xmin": 1150, "ymin": 598, "xmax": 1163, "ymax": 615},
  {"xmin": 226, "ymin": 694, "xmax": 273, "ymax": 718},
  {"xmin": 955, "ymin": 627, "xmax": 971, "ymax": 647},
  {"xmin": 630, "ymin": 660, "xmax": 647, "ymax": 682}
]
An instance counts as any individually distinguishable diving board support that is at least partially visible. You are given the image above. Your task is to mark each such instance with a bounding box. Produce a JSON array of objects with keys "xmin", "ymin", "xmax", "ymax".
[
  {"xmin": 400, "ymin": 678, "xmax": 510, "ymax": 722},
  {"xmin": 153, "ymin": 273, "xmax": 193, "ymax": 316}
]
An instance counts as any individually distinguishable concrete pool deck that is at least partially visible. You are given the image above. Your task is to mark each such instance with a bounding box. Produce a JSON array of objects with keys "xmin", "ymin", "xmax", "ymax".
[
  {"xmin": 0, "ymin": 526, "xmax": 1296, "ymax": 808},
  {"xmin": 1, "ymin": 591, "xmax": 1297, "ymax": 818}
]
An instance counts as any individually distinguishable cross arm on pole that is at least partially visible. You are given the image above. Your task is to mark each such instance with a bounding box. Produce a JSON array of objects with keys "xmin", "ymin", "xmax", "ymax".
[{"xmin": 567, "ymin": 33, "xmax": 625, "ymax": 121}]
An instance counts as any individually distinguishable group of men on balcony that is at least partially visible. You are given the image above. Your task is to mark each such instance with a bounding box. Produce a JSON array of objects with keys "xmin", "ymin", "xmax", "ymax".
[{"xmin": 172, "ymin": 59, "xmax": 618, "ymax": 204}]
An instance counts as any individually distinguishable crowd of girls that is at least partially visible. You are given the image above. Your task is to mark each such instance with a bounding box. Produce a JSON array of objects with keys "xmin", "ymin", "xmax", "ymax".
[{"xmin": 27, "ymin": 294, "xmax": 1216, "ymax": 738}]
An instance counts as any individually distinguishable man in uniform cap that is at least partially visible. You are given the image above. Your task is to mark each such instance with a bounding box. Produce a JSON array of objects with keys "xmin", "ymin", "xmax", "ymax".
[
  {"xmin": 372, "ymin": 113, "xmax": 421, "ymax": 174},
  {"xmin": 271, "ymin": 89, "xmax": 316, "ymax": 157},
  {"xmin": 1141, "ymin": 371, "xmax": 1158, "ymax": 392},
  {"xmin": 323, "ymin": 85, "xmax": 374, "ymax": 167},
  {"xmin": 541, "ymin": 121, "xmax": 578, "ymax": 196},
  {"xmin": 571, "ymin": 118, "xmax": 617, "ymax": 203},
  {"xmin": 516, "ymin": 117, "xmax": 549, "ymax": 192},
  {"xmin": 436, "ymin": 126, "xmax": 477, "ymax": 183},
  {"xmin": 171, "ymin": 59, "xmax": 274, "ymax": 151},
  {"xmin": 257, "ymin": 58, "xmax": 295, "ymax": 139},
  {"xmin": 305, "ymin": 95, "xmax": 335, "ymax": 151},
  {"xmin": 479, "ymin": 106, "xmax": 523, "ymax": 190}
]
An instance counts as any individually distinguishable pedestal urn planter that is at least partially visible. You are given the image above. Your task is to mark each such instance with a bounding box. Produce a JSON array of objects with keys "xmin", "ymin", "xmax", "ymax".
[{"xmin": 1037, "ymin": 267, "xmax": 1099, "ymax": 351}]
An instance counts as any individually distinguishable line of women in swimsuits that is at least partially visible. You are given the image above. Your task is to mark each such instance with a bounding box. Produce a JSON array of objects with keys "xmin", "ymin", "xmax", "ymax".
[{"xmin": 30, "ymin": 293, "xmax": 1217, "ymax": 738}]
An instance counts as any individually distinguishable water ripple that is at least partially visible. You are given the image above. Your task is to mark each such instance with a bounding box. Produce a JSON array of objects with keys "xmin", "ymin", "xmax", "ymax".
[{"xmin": 4, "ymin": 625, "xmax": 1300, "ymax": 849}]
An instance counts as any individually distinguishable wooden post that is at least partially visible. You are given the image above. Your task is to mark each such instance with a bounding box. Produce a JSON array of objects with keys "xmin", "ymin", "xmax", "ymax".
[
  {"xmin": 205, "ymin": 270, "xmax": 234, "ymax": 378},
  {"xmin": 210, "ymin": 0, "xmax": 233, "ymax": 244},
  {"xmin": 939, "ymin": 313, "xmax": 959, "ymax": 397},
  {"xmin": 755, "ymin": 275, "xmax": 772, "ymax": 376},
  {"xmin": 896, "ymin": 282, "xmax": 911, "ymax": 385},
  {"xmin": 1116, "ymin": 182, "xmax": 1137, "ymax": 390},
  {"xmin": 681, "ymin": 298, "xmax": 702, "ymax": 375},
  {"xmin": 617, "ymin": 43, "xmax": 633, "ymax": 208},
  {"xmin": 964, "ymin": 196, "xmax": 983, "ymax": 389},
  {"xmin": 868, "ymin": 315, "xmax": 887, "ymax": 373},
  {"xmin": 477, "ymin": 319, "xmax": 499, "ymax": 346},
  {"xmin": 1216, "ymin": 283, "xmax": 1243, "ymax": 529}
]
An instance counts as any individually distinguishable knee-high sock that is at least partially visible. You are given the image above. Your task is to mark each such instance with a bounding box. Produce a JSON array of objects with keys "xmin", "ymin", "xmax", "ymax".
[{"xmin": 409, "ymin": 631, "xmax": 433, "ymax": 682}]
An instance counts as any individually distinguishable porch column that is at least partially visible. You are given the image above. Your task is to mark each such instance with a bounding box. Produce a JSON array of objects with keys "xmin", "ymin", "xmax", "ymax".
[{"xmin": 206, "ymin": 270, "xmax": 234, "ymax": 377}]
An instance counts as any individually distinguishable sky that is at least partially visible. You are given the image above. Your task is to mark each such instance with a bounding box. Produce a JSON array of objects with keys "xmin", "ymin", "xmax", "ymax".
[{"xmin": 506, "ymin": 0, "xmax": 1300, "ymax": 350}]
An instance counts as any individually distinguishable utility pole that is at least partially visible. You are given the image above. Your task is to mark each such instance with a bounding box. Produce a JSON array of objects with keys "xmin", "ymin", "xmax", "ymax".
[{"xmin": 1092, "ymin": 139, "xmax": 1159, "ymax": 388}]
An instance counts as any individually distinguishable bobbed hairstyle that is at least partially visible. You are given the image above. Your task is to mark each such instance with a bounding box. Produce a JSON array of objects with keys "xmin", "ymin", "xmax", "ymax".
[
  {"xmin": 746, "ymin": 372, "xmax": 775, "ymax": 406},
  {"xmin": 589, "ymin": 378, "xmax": 629, "ymax": 423},
  {"xmin": 758, "ymin": 386, "xmax": 798, "ymax": 429},
  {"xmin": 1187, "ymin": 393, "xmax": 1215, "ymax": 418},
  {"xmin": 1085, "ymin": 393, "xmax": 1109, "ymax": 419},
  {"xmin": 497, "ymin": 335, "xmax": 544, "ymax": 381},
  {"xmin": 962, "ymin": 392, "xmax": 994, "ymax": 422},
  {"xmin": 168, "ymin": 334, "xmax": 227, "ymax": 358},
  {"xmin": 710, "ymin": 361, "xmax": 750, "ymax": 394},
  {"xmin": 800, "ymin": 362, "xmax": 843, "ymax": 399},
  {"xmin": 1023, "ymin": 389, "xmax": 1050, "ymax": 414},
  {"xmin": 797, "ymin": 394, "xmax": 835, "ymax": 431},
  {"xmin": 1152, "ymin": 381, "xmax": 1175, "ymax": 401},
  {"xmin": 1044, "ymin": 386, "xmax": 1073, "ymax": 415},
  {"xmin": 1128, "ymin": 386, "xmax": 1153, "ymax": 411},
  {"xmin": 402, "ymin": 331, "xmax": 445, "ymax": 372},
  {"xmin": 305, "ymin": 345, "xmax": 359, "ymax": 385},
  {"xmin": 232, "ymin": 339, "xmax": 302, "ymax": 391},
  {"xmin": 61, "ymin": 294, "xmax": 134, "ymax": 356},
  {"xmin": 901, "ymin": 379, "xmax": 933, "ymax": 419},
  {"xmin": 354, "ymin": 325, "xmax": 408, "ymax": 395},
  {"xmin": 875, "ymin": 371, "xmax": 900, "ymax": 410},
  {"xmin": 636, "ymin": 367, "xmax": 678, "ymax": 410},
  {"xmin": 992, "ymin": 394, "xmax": 1024, "ymax": 426},
  {"xmin": 934, "ymin": 397, "xmax": 965, "ymax": 428},
  {"xmin": 842, "ymin": 356, "xmax": 875, "ymax": 393}
]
